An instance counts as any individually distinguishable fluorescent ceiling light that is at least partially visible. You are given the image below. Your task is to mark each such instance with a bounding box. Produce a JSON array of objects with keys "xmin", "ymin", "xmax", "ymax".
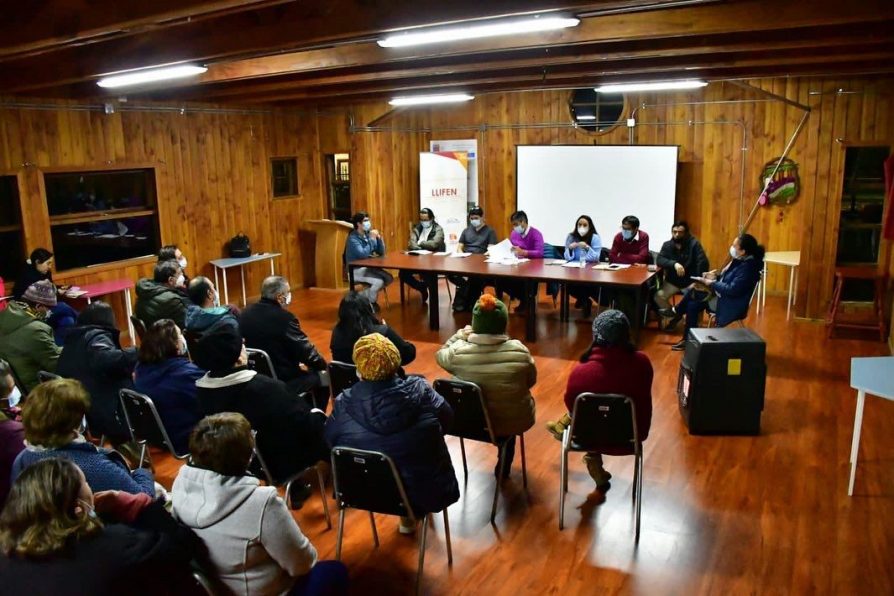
[
  {"xmin": 575, "ymin": 115, "xmax": 597, "ymax": 120},
  {"xmin": 379, "ymin": 16, "xmax": 580, "ymax": 48},
  {"xmin": 595, "ymin": 80, "xmax": 707, "ymax": 93},
  {"xmin": 389, "ymin": 94, "xmax": 474, "ymax": 106},
  {"xmin": 97, "ymin": 65, "xmax": 208, "ymax": 88}
]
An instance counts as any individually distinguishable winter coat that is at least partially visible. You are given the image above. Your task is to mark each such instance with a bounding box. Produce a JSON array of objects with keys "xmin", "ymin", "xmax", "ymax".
[
  {"xmin": 12, "ymin": 440, "xmax": 155, "ymax": 496},
  {"xmin": 712, "ymin": 256, "xmax": 762, "ymax": 327},
  {"xmin": 345, "ymin": 230, "xmax": 385, "ymax": 263},
  {"xmin": 407, "ymin": 222, "xmax": 446, "ymax": 251},
  {"xmin": 324, "ymin": 376, "xmax": 459, "ymax": 515},
  {"xmin": 240, "ymin": 298, "xmax": 326, "ymax": 383},
  {"xmin": 0, "ymin": 414, "xmax": 24, "ymax": 505},
  {"xmin": 657, "ymin": 235, "xmax": 710, "ymax": 288},
  {"xmin": 57, "ymin": 324, "xmax": 137, "ymax": 442},
  {"xmin": 195, "ymin": 368, "xmax": 329, "ymax": 482},
  {"xmin": 330, "ymin": 322, "xmax": 416, "ymax": 366},
  {"xmin": 0, "ymin": 499, "xmax": 201, "ymax": 596},
  {"xmin": 435, "ymin": 328, "xmax": 537, "ymax": 437},
  {"xmin": 134, "ymin": 357, "xmax": 205, "ymax": 455},
  {"xmin": 134, "ymin": 279, "xmax": 191, "ymax": 329},
  {"xmin": 563, "ymin": 345, "xmax": 653, "ymax": 455},
  {"xmin": 184, "ymin": 306, "xmax": 239, "ymax": 339},
  {"xmin": 172, "ymin": 465, "xmax": 318, "ymax": 596},
  {"xmin": 0, "ymin": 301, "xmax": 61, "ymax": 392}
]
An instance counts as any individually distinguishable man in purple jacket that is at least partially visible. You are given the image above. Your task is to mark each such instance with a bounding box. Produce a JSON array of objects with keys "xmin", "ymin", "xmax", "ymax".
[{"xmin": 499, "ymin": 210, "xmax": 545, "ymax": 313}]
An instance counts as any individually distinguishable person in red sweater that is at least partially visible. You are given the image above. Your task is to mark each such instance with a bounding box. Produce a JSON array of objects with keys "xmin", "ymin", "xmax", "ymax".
[
  {"xmin": 609, "ymin": 215, "xmax": 651, "ymax": 265},
  {"xmin": 545, "ymin": 310, "xmax": 653, "ymax": 489}
]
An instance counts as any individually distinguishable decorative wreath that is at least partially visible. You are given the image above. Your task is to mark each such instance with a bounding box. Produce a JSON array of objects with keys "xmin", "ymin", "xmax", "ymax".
[{"xmin": 758, "ymin": 157, "xmax": 800, "ymax": 206}]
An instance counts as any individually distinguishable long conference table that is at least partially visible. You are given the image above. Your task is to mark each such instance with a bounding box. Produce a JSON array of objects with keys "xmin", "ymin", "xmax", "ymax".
[{"xmin": 348, "ymin": 253, "xmax": 657, "ymax": 342}]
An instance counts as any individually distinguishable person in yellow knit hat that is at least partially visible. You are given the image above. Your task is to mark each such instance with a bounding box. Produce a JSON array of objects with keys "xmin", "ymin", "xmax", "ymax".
[{"xmin": 325, "ymin": 333, "xmax": 459, "ymax": 535}]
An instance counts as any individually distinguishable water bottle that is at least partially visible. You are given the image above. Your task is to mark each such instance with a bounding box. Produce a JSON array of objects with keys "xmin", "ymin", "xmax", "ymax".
[{"xmin": 579, "ymin": 247, "xmax": 586, "ymax": 269}]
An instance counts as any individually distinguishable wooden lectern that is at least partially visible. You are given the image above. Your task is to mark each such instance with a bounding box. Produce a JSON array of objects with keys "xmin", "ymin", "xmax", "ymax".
[{"xmin": 307, "ymin": 219, "xmax": 354, "ymax": 289}]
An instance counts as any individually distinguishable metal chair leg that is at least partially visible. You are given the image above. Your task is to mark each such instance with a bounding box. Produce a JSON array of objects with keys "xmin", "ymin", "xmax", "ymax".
[
  {"xmin": 519, "ymin": 434, "xmax": 528, "ymax": 489},
  {"xmin": 635, "ymin": 455, "xmax": 643, "ymax": 543},
  {"xmin": 491, "ymin": 442, "xmax": 507, "ymax": 523},
  {"xmin": 442, "ymin": 508, "xmax": 453, "ymax": 565},
  {"xmin": 416, "ymin": 514, "xmax": 429, "ymax": 596},
  {"xmin": 316, "ymin": 466, "xmax": 332, "ymax": 529},
  {"xmin": 559, "ymin": 444, "xmax": 567, "ymax": 530},
  {"xmin": 460, "ymin": 438, "xmax": 468, "ymax": 482},
  {"xmin": 632, "ymin": 453, "xmax": 639, "ymax": 504},
  {"xmin": 369, "ymin": 511, "xmax": 379, "ymax": 547},
  {"xmin": 335, "ymin": 508, "xmax": 346, "ymax": 560},
  {"xmin": 284, "ymin": 479, "xmax": 295, "ymax": 509},
  {"xmin": 138, "ymin": 443, "xmax": 148, "ymax": 468}
]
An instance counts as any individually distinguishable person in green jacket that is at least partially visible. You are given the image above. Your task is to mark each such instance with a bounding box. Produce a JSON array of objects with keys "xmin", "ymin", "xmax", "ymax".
[
  {"xmin": 135, "ymin": 260, "xmax": 191, "ymax": 329},
  {"xmin": 0, "ymin": 280, "xmax": 62, "ymax": 393}
]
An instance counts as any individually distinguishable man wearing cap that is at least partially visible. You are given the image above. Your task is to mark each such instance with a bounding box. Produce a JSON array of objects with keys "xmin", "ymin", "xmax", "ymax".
[
  {"xmin": 325, "ymin": 333, "xmax": 459, "ymax": 534},
  {"xmin": 0, "ymin": 280, "xmax": 63, "ymax": 392},
  {"xmin": 545, "ymin": 310, "xmax": 653, "ymax": 490},
  {"xmin": 436, "ymin": 294, "xmax": 536, "ymax": 478},
  {"xmin": 192, "ymin": 325, "xmax": 329, "ymax": 489}
]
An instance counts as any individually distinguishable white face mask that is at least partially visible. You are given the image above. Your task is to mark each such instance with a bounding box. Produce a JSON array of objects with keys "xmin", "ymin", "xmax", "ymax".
[
  {"xmin": 175, "ymin": 274, "xmax": 185, "ymax": 287},
  {"xmin": 177, "ymin": 335, "xmax": 189, "ymax": 356},
  {"xmin": 362, "ymin": 220, "xmax": 372, "ymax": 232},
  {"xmin": 283, "ymin": 292, "xmax": 292, "ymax": 306},
  {"xmin": 513, "ymin": 224, "xmax": 525, "ymax": 235},
  {"xmin": 577, "ymin": 226, "xmax": 589, "ymax": 236},
  {"xmin": 6, "ymin": 385, "xmax": 22, "ymax": 409},
  {"xmin": 177, "ymin": 257, "xmax": 188, "ymax": 270},
  {"xmin": 420, "ymin": 220, "xmax": 432, "ymax": 229},
  {"xmin": 212, "ymin": 290, "xmax": 221, "ymax": 308},
  {"xmin": 729, "ymin": 245, "xmax": 739, "ymax": 259},
  {"xmin": 470, "ymin": 218, "xmax": 482, "ymax": 228}
]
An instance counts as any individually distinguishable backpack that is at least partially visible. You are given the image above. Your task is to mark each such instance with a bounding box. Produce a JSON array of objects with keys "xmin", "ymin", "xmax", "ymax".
[{"xmin": 229, "ymin": 233, "xmax": 251, "ymax": 258}]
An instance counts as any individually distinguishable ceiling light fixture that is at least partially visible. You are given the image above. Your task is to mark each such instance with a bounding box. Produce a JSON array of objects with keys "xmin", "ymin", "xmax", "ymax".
[
  {"xmin": 594, "ymin": 80, "xmax": 708, "ymax": 93},
  {"xmin": 97, "ymin": 65, "xmax": 208, "ymax": 88},
  {"xmin": 575, "ymin": 115, "xmax": 597, "ymax": 120},
  {"xmin": 389, "ymin": 93, "xmax": 475, "ymax": 106},
  {"xmin": 378, "ymin": 15, "xmax": 580, "ymax": 48}
]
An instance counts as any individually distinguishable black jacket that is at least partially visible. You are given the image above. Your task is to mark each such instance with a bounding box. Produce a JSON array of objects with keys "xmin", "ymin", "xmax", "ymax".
[
  {"xmin": 134, "ymin": 279, "xmax": 191, "ymax": 329},
  {"xmin": 240, "ymin": 298, "xmax": 326, "ymax": 383},
  {"xmin": 195, "ymin": 368, "xmax": 329, "ymax": 482},
  {"xmin": 656, "ymin": 235, "xmax": 710, "ymax": 288},
  {"xmin": 12, "ymin": 263, "xmax": 52, "ymax": 300},
  {"xmin": 330, "ymin": 322, "xmax": 416, "ymax": 366},
  {"xmin": 0, "ymin": 500, "xmax": 202, "ymax": 596},
  {"xmin": 57, "ymin": 325, "xmax": 138, "ymax": 442}
]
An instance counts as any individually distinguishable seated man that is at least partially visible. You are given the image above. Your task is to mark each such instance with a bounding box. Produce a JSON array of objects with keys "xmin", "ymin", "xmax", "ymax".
[
  {"xmin": 0, "ymin": 359, "xmax": 25, "ymax": 506},
  {"xmin": 0, "ymin": 280, "xmax": 62, "ymax": 393},
  {"xmin": 184, "ymin": 276, "xmax": 239, "ymax": 345},
  {"xmin": 239, "ymin": 276, "xmax": 329, "ymax": 408},
  {"xmin": 498, "ymin": 210, "xmax": 544, "ymax": 313},
  {"xmin": 655, "ymin": 220, "xmax": 710, "ymax": 327},
  {"xmin": 135, "ymin": 260, "xmax": 191, "ymax": 328},
  {"xmin": 345, "ymin": 211, "xmax": 393, "ymax": 307},
  {"xmin": 192, "ymin": 326, "xmax": 329, "ymax": 486},
  {"xmin": 399, "ymin": 208, "xmax": 446, "ymax": 304},
  {"xmin": 435, "ymin": 294, "xmax": 536, "ymax": 477},
  {"xmin": 325, "ymin": 333, "xmax": 459, "ymax": 534},
  {"xmin": 450, "ymin": 206, "xmax": 498, "ymax": 312},
  {"xmin": 602, "ymin": 215, "xmax": 651, "ymax": 320}
]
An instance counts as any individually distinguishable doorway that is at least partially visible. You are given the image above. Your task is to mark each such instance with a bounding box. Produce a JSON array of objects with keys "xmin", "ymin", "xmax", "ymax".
[{"xmin": 325, "ymin": 153, "xmax": 351, "ymax": 222}]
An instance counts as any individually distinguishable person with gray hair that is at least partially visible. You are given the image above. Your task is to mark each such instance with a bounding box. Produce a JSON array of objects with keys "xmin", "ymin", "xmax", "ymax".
[
  {"xmin": 239, "ymin": 276, "xmax": 329, "ymax": 409},
  {"xmin": 544, "ymin": 310, "xmax": 653, "ymax": 491}
]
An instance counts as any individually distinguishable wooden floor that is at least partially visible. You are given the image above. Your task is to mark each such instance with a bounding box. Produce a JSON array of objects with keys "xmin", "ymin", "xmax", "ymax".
[{"xmin": 156, "ymin": 287, "xmax": 894, "ymax": 595}]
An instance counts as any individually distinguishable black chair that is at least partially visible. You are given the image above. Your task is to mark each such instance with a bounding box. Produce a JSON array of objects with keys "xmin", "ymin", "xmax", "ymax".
[
  {"xmin": 328, "ymin": 361, "xmax": 358, "ymax": 400},
  {"xmin": 252, "ymin": 433, "xmax": 332, "ymax": 528},
  {"xmin": 37, "ymin": 370, "xmax": 61, "ymax": 384},
  {"xmin": 559, "ymin": 392, "xmax": 643, "ymax": 541},
  {"xmin": 130, "ymin": 315, "xmax": 147, "ymax": 342},
  {"xmin": 331, "ymin": 447, "xmax": 452, "ymax": 595},
  {"xmin": 245, "ymin": 347, "xmax": 277, "ymax": 380},
  {"xmin": 118, "ymin": 388, "xmax": 191, "ymax": 466},
  {"xmin": 4, "ymin": 359, "xmax": 28, "ymax": 396},
  {"xmin": 432, "ymin": 378, "xmax": 527, "ymax": 523},
  {"xmin": 191, "ymin": 569, "xmax": 217, "ymax": 596}
]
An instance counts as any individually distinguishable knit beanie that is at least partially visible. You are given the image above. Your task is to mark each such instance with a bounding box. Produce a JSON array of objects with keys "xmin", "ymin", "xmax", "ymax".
[
  {"xmin": 471, "ymin": 293, "xmax": 508, "ymax": 335},
  {"xmin": 353, "ymin": 333, "xmax": 401, "ymax": 381},
  {"xmin": 23, "ymin": 280, "xmax": 57, "ymax": 307},
  {"xmin": 191, "ymin": 326, "xmax": 243, "ymax": 373},
  {"xmin": 591, "ymin": 309, "xmax": 630, "ymax": 346}
]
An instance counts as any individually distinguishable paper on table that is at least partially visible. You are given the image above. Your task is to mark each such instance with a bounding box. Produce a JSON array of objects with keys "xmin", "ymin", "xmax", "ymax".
[
  {"xmin": 487, "ymin": 239, "xmax": 514, "ymax": 260},
  {"xmin": 592, "ymin": 263, "xmax": 631, "ymax": 270},
  {"xmin": 547, "ymin": 259, "xmax": 568, "ymax": 265},
  {"xmin": 486, "ymin": 256, "xmax": 528, "ymax": 265},
  {"xmin": 433, "ymin": 251, "xmax": 451, "ymax": 256},
  {"xmin": 407, "ymin": 249, "xmax": 432, "ymax": 255},
  {"xmin": 562, "ymin": 261, "xmax": 589, "ymax": 268},
  {"xmin": 449, "ymin": 252, "xmax": 472, "ymax": 258}
]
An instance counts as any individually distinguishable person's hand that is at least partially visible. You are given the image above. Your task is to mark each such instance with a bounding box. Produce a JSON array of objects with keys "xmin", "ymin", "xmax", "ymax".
[
  {"xmin": 579, "ymin": 242, "xmax": 589, "ymax": 251},
  {"xmin": 369, "ymin": 229, "xmax": 380, "ymax": 240},
  {"xmin": 93, "ymin": 490, "xmax": 153, "ymax": 523},
  {"xmin": 568, "ymin": 242, "xmax": 579, "ymax": 250},
  {"xmin": 511, "ymin": 246, "xmax": 524, "ymax": 256},
  {"xmin": 704, "ymin": 270, "xmax": 717, "ymax": 281},
  {"xmin": 674, "ymin": 263, "xmax": 685, "ymax": 276}
]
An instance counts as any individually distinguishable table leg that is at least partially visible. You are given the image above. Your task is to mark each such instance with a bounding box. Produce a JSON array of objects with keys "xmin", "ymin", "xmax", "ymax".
[
  {"xmin": 213, "ymin": 266, "xmax": 220, "ymax": 298},
  {"xmin": 793, "ymin": 265, "xmax": 798, "ymax": 306},
  {"xmin": 633, "ymin": 284, "xmax": 644, "ymax": 343},
  {"xmin": 348, "ymin": 265, "xmax": 355, "ymax": 287},
  {"xmin": 786, "ymin": 265, "xmax": 795, "ymax": 320},
  {"xmin": 525, "ymin": 280, "xmax": 536, "ymax": 342},
  {"xmin": 240, "ymin": 265, "xmax": 247, "ymax": 307},
  {"xmin": 270, "ymin": 257, "xmax": 275, "ymax": 276},
  {"xmin": 848, "ymin": 390, "xmax": 866, "ymax": 496},
  {"xmin": 559, "ymin": 283, "xmax": 568, "ymax": 323},
  {"xmin": 124, "ymin": 288, "xmax": 135, "ymax": 346},
  {"xmin": 759, "ymin": 262, "xmax": 767, "ymax": 314},
  {"xmin": 222, "ymin": 269, "xmax": 229, "ymax": 306},
  {"xmin": 427, "ymin": 272, "xmax": 440, "ymax": 331}
]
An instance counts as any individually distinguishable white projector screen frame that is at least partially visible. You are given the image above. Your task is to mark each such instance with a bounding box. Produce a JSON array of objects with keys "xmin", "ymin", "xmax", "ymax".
[{"xmin": 516, "ymin": 145, "xmax": 679, "ymax": 253}]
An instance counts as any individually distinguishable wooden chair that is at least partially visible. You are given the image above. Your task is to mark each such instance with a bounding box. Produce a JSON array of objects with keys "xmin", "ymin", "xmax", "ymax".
[
  {"xmin": 559, "ymin": 393, "xmax": 643, "ymax": 541},
  {"xmin": 826, "ymin": 266, "xmax": 887, "ymax": 341},
  {"xmin": 331, "ymin": 446, "xmax": 452, "ymax": 596}
]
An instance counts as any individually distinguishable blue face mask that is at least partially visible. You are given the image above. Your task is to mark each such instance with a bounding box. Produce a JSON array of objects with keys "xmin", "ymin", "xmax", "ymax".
[
  {"xmin": 362, "ymin": 220, "xmax": 371, "ymax": 232},
  {"xmin": 470, "ymin": 218, "xmax": 483, "ymax": 228},
  {"xmin": 420, "ymin": 220, "xmax": 431, "ymax": 229},
  {"xmin": 513, "ymin": 225, "xmax": 525, "ymax": 235},
  {"xmin": 621, "ymin": 229, "xmax": 635, "ymax": 241}
]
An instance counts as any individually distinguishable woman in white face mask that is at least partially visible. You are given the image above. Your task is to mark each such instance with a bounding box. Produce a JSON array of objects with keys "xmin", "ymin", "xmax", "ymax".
[
  {"xmin": 401, "ymin": 207, "xmax": 446, "ymax": 304},
  {"xmin": 564, "ymin": 215, "xmax": 604, "ymax": 314}
]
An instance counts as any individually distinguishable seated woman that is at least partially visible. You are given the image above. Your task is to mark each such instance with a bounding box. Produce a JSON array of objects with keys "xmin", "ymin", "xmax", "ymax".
[
  {"xmin": 0, "ymin": 458, "xmax": 200, "ymax": 596},
  {"xmin": 545, "ymin": 310, "xmax": 653, "ymax": 490},
  {"xmin": 57, "ymin": 301, "xmax": 137, "ymax": 444},
  {"xmin": 11, "ymin": 248, "xmax": 77, "ymax": 344},
  {"xmin": 173, "ymin": 413, "xmax": 348, "ymax": 596},
  {"xmin": 563, "ymin": 215, "xmax": 603, "ymax": 315},
  {"xmin": 11, "ymin": 378, "xmax": 155, "ymax": 496},
  {"xmin": 435, "ymin": 294, "xmax": 536, "ymax": 477},
  {"xmin": 330, "ymin": 292, "xmax": 415, "ymax": 366},
  {"xmin": 325, "ymin": 333, "xmax": 459, "ymax": 534},
  {"xmin": 659, "ymin": 233, "xmax": 764, "ymax": 351},
  {"xmin": 133, "ymin": 319, "xmax": 205, "ymax": 455},
  {"xmin": 0, "ymin": 360, "xmax": 25, "ymax": 506}
]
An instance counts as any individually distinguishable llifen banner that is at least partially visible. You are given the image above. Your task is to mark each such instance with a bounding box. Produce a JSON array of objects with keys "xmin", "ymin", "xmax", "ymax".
[{"xmin": 419, "ymin": 151, "xmax": 468, "ymax": 252}]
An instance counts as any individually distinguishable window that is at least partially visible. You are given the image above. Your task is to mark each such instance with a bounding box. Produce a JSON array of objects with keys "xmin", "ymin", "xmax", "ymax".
[
  {"xmin": 43, "ymin": 168, "xmax": 161, "ymax": 271},
  {"xmin": 569, "ymin": 89, "xmax": 626, "ymax": 133},
  {"xmin": 271, "ymin": 157, "xmax": 299, "ymax": 198},
  {"xmin": 0, "ymin": 175, "xmax": 24, "ymax": 282}
]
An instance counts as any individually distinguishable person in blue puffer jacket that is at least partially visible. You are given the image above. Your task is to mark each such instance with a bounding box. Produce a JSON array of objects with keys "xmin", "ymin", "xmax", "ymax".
[
  {"xmin": 324, "ymin": 333, "xmax": 458, "ymax": 534},
  {"xmin": 134, "ymin": 319, "xmax": 205, "ymax": 455}
]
